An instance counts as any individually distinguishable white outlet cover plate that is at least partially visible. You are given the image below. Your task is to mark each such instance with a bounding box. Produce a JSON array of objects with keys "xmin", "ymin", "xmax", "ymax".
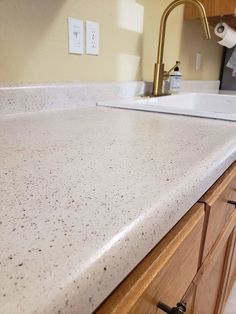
[
  {"xmin": 86, "ymin": 20, "xmax": 100, "ymax": 55},
  {"xmin": 68, "ymin": 17, "xmax": 84, "ymax": 54},
  {"xmin": 195, "ymin": 52, "xmax": 201, "ymax": 71}
]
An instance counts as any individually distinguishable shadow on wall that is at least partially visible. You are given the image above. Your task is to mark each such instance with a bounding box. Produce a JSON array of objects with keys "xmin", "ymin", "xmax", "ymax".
[
  {"xmin": 92, "ymin": 0, "xmax": 144, "ymax": 82},
  {"xmin": 0, "ymin": 0, "xmax": 145, "ymax": 84}
]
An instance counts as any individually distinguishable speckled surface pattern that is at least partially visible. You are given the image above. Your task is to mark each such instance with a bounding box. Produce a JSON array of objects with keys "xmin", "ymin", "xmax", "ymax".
[
  {"xmin": 1, "ymin": 106, "xmax": 236, "ymax": 314},
  {"xmin": 0, "ymin": 81, "xmax": 150, "ymax": 115}
]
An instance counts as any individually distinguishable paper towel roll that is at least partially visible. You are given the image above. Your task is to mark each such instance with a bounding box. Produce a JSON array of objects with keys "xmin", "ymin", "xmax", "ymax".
[{"xmin": 214, "ymin": 22, "xmax": 236, "ymax": 48}]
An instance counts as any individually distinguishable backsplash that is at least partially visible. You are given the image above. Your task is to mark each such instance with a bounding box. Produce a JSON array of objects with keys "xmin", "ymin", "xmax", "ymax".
[
  {"xmin": 0, "ymin": 81, "xmax": 150, "ymax": 115},
  {"xmin": 0, "ymin": 80, "xmax": 220, "ymax": 115}
]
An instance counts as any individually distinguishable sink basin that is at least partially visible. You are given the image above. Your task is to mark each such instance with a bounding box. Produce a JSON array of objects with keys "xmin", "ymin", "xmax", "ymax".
[{"xmin": 98, "ymin": 93, "xmax": 236, "ymax": 122}]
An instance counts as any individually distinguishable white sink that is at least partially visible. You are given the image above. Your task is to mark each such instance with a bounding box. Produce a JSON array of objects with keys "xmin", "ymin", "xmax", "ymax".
[{"xmin": 98, "ymin": 93, "xmax": 236, "ymax": 122}]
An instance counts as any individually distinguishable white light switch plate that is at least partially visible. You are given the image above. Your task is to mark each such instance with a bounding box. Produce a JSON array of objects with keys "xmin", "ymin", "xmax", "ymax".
[
  {"xmin": 86, "ymin": 20, "xmax": 100, "ymax": 55},
  {"xmin": 68, "ymin": 17, "xmax": 84, "ymax": 54}
]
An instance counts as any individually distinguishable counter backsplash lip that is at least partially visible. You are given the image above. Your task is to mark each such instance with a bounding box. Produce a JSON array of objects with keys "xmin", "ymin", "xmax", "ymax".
[
  {"xmin": 0, "ymin": 81, "xmax": 150, "ymax": 115},
  {"xmin": 0, "ymin": 80, "xmax": 220, "ymax": 116}
]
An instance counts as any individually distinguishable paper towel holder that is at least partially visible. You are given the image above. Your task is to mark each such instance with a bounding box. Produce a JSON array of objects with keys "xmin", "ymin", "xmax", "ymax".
[{"xmin": 217, "ymin": 16, "xmax": 225, "ymax": 33}]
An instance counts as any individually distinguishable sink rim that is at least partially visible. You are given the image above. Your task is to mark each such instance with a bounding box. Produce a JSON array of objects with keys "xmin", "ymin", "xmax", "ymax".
[{"xmin": 97, "ymin": 93, "xmax": 236, "ymax": 122}]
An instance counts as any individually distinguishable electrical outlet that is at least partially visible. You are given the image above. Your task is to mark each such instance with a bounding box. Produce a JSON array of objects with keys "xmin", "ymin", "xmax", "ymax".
[
  {"xmin": 86, "ymin": 20, "xmax": 99, "ymax": 55},
  {"xmin": 68, "ymin": 17, "xmax": 84, "ymax": 54}
]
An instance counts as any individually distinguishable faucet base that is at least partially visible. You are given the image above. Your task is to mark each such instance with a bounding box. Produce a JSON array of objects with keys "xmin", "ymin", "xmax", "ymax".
[{"xmin": 150, "ymin": 93, "xmax": 171, "ymax": 97}]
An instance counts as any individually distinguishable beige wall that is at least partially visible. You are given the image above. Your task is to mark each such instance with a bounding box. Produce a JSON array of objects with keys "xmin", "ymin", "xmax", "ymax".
[
  {"xmin": 0, "ymin": 0, "xmax": 144, "ymax": 83},
  {"xmin": 140, "ymin": 0, "xmax": 184, "ymax": 82},
  {"xmin": 141, "ymin": 0, "xmax": 223, "ymax": 82},
  {"xmin": 0, "ymin": 0, "xmax": 223, "ymax": 84},
  {"xmin": 179, "ymin": 20, "xmax": 223, "ymax": 80}
]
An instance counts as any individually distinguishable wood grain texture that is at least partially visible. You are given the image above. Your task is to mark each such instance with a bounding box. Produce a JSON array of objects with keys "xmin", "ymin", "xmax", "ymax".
[
  {"xmin": 182, "ymin": 283, "xmax": 197, "ymax": 314},
  {"xmin": 193, "ymin": 209, "xmax": 236, "ymax": 314},
  {"xmin": 184, "ymin": 0, "xmax": 236, "ymax": 19},
  {"xmin": 217, "ymin": 229, "xmax": 236, "ymax": 314},
  {"xmin": 95, "ymin": 204, "xmax": 204, "ymax": 314},
  {"xmin": 199, "ymin": 161, "xmax": 236, "ymax": 260},
  {"xmin": 194, "ymin": 239, "xmax": 228, "ymax": 314}
]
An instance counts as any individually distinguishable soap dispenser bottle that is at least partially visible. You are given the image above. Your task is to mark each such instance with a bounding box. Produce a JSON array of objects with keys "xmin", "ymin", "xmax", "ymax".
[{"xmin": 169, "ymin": 61, "xmax": 182, "ymax": 93}]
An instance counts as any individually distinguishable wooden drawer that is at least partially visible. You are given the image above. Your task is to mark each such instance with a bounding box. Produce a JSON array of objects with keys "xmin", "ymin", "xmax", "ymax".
[
  {"xmin": 194, "ymin": 233, "xmax": 229, "ymax": 314},
  {"xmin": 230, "ymin": 230, "xmax": 236, "ymax": 280},
  {"xmin": 193, "ymin": 209, "xmax": 236, "ymax": 314},
  {"xmin": 199, "ymin": 162, "xmax": 236, "ymax": 261},
  {"xmin": 221, "ymin": 228, "xmax": 236, "ymax": 311},
  {"xmin": 182, "ymin": 283, "xmax": 197, "ymax": 314},
  {"xmin": 96, "ymin": 204, "xmax": 205, "ymax": 314}
]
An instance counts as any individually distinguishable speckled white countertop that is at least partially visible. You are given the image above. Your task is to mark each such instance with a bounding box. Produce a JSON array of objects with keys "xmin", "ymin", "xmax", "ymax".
[{"xmin": 1, "ymin": 106, "xmax": 236, "ymax": 314}]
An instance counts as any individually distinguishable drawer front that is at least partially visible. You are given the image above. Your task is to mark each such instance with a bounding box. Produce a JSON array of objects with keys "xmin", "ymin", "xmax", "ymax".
[
  {"xmin": 231, "ymin": 229, "xmax": 236, "ymax": 280},
  {"xmin": 200, "ymin": 162, "xmax": 236, "ymax": 260},
  {"xmin": 194, "ymin": 236, "xmax": 229, "ymax": 314},
  {"xmin": 223, "ymin": 228, "xmax": 236, "ymax": 308},
  {"xmin": 130, "ymin": 206, "xmax": 204, "ymax": 314},
  {"xmin": 96, "ymin": 204, "xmax": 205, "ymax": 314},
  {"xmin": 182, "ymin": 284, "xmax": 196, "ymax": 314},
  {"xmin": 193, "ymin": 211, "xmax": 236, "ymax": 314}
]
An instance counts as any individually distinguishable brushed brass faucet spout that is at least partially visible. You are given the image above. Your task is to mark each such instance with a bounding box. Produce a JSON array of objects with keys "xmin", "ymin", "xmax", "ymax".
[{"xmin": 152, "ymin": 0, "xmax": 211, "ymax": 97}]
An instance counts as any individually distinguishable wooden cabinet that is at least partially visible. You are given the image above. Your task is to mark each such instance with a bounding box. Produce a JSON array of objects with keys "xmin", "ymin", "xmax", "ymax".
[
  {"xmin": 184, "ymin": 0, "xmax": 236, "ymax": 29},
  {"xmin": 96, "ymin": 204, "xmax": 205, "ymax": 314},
  {"xmin": 194, "ymin": 240, "xmax": 228, "ymax": 314},
  {"xmin": 228, "ymin": 230, "xmax": 236, "ymax": 285},
  {"xmin": 193, "ymin": 214, "xmax": 236, "ymax": 314},
  {"xmin": 182, "ymin": 284, "xmax": 197, "ymax": 314},
  {"xmin": 199, "ymin": 163, "xmax": 236, "ymax": 261},
  {"xmin": 194, "ymin": 162, "xmax": 236, "ymax": 313},
  {"xmin": 96, "ymin": 162, "xmax": 236, "ymax": 314},
  {"xmin": 220, "ymin": 229, "xmax": 236, "ymax": 313},
  {"xmin": 184, "ymin": 0, "xmax": 236, "ymax": 19}
]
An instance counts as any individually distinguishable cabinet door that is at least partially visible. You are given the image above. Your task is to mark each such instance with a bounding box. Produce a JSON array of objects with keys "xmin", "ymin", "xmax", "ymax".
[
  {"xmin": 194, "ymin": 210, "xmax": 236, "ymax": 314},
  {"xmin": 182, "ymin": 283, "xmax": 197, "ymax": 314},
  {"xmin": 184, "ymin": 0, "xmax": 236, "ymax": 19},
  {"xmin": 220, "ymin": 228, "xmax": 236, "ymax": 313},
  {"xmin": 229, "ymin": 232, "xmax": 236, "ymax": 281},
  {"xmin": 194, "ymin": 236, "xmax": 228, "ymax": 314},
  {"xmin": 96, "ymin": 204, "xmax": 205, "ymax": 314},
  {"xmin": 199, "ymin": 162, "xmax": 236, "ymax": 261}
]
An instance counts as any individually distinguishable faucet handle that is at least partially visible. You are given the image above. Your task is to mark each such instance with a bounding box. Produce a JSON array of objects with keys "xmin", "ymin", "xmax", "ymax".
[{"xmin": 167, "ymin": 61, "xmax": 180, "ymax": 75}]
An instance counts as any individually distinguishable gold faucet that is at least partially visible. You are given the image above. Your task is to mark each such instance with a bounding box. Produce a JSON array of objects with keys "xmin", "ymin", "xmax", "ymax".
[{"xmin": 152, "ymin": 0, "xmax": 211, "ymax": 97}]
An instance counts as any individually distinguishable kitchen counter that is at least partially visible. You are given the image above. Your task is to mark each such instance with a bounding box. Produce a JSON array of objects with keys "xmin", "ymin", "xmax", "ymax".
[{"xmin": 1, "ymin": 106, "xmax": 236, "ymax": 314}]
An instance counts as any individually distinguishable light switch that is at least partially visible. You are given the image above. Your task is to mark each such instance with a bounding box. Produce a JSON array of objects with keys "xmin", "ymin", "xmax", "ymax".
[
  {"xmin": 68, "ymin": 17, "xmax": 84, "ymax": 54},
  {"xmin": 86, "ymin": 20, "xmax": 100, "ymax": 55}
]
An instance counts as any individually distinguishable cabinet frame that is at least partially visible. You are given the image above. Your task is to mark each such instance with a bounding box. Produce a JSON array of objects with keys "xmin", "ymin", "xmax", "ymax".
[
  {"xmin": 95, "ymin": 162, "xmax": 236, "ymax": 314},
  {"xmin": 95, "ymin": 204, "xmax": 205, "ymax": 314}
]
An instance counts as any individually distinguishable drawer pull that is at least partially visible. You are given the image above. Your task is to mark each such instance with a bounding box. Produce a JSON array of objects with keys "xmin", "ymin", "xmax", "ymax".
[
  {"xmin": 157, "ymin": 301, "xmax": 186, "ymax": 313},
  {"xmin": 227, "ymin": 200, "xmax": 236, "ymax": 206}
]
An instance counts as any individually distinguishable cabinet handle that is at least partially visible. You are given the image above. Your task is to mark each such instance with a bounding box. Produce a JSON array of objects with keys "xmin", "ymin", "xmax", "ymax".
[
  {"xmin": 227, "ymin": 200, "xmax": 236, "ymax": 207},
  {"xmin": 157, "ymin": 301, "xmax": 186, "ymax": 313}
]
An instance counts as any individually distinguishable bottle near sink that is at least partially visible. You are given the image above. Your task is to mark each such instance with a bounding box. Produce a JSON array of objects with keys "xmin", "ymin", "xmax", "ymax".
[{"xmin": 169, "ymin": 61, "xmax": 182, "ymax": 93}]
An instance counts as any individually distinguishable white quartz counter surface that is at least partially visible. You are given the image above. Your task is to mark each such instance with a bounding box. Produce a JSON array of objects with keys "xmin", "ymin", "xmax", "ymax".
[{"xmin": 1, "ymin": 106, "xmax": 236, "ymax": 314}]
